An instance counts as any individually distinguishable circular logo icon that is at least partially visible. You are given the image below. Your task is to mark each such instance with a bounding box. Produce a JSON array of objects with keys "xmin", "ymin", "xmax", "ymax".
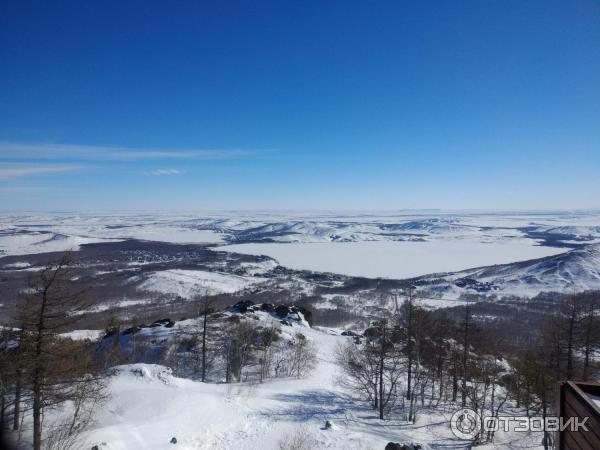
[{"xmin": 450, "ymin": 408, "xmax": 481, "ymax": 439}]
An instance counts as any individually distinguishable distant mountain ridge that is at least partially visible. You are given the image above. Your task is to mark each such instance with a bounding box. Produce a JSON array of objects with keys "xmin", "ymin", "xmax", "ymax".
[{"xmin": 425, "ymin": 243, "xmax": 600, "ymax": 297}]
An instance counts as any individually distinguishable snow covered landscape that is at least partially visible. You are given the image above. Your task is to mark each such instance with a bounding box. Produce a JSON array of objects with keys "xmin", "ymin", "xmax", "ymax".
[
  {"xmin": 2, "ymin": 2, "xmax": 599, "ymax": 448},
  {"xmin": 5, "ymin": 298, "xmax": 545, "ymax": 450},
  {"xmin": 2, "ymin": 211, "xmax": 600, "ymax": 297},
  {"xmin": 1, "ymin": 211, "xmax": 600, "ymax": 449}
]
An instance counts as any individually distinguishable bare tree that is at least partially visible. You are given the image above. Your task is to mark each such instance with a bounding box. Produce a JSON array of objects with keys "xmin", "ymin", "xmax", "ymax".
[
  {"xmin": 224, "ymin": 319, "xmax": 258, "ymax": 382},
  {"xmin": 512, "ymin": 343, "xmax": 556, "ymax": 450},
  {"xmin": 560, "ymin": 294, "xmax": 583, "ymax": 378},
  {"xmin": 581, "ymin": 294, "xmax": 599, "ymax": 380},
  {"xmin": 460, "ymin": 304, "xmax": 474, "ymax": 407},
  {"xmin": 16, "ymin": 252, "xmax": 107, "ymax": 450},
  {"xmin": 194, "ymin": 296, "xmax": 214, "ymax": 382},
  {"xmin": 0, "ymin": 327, "xmax": 12, "ymax": 432},
  {"xmin": 336, "ymin": 340, "xmax": 380, "ymax": 410},
  {"xmin": 288, "ymin": 332, "xmax": 317, "ymax": 379},
  {"xmin": 398, "ymin": 288, "xmax": 416, "ymax": 401},
  {"xmin": 258, "ymin": 325, "xmax": 279, "ymax": 382},
  {"xmin": 337, "ymin": 319, "xmax": 403, "ymax": 420}
]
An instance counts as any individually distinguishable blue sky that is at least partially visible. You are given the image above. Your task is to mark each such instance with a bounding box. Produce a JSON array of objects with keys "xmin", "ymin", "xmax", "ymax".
[{"xmin": 1, "ymin": 0, "xmax": 599, "ymax": 211}]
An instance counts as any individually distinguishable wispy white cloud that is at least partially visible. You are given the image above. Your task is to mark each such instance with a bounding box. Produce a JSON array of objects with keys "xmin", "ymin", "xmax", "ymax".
[
  {"xmin": 0, "ymin": 142, "xmax": 259, "ymax": 161},
  {"xmin": 146, "ymin": 168, "xmax": 182, "ymax": 176},
  {"xmin": 0, "ymin": 164, "xmax": 83, "ymax": 180}
]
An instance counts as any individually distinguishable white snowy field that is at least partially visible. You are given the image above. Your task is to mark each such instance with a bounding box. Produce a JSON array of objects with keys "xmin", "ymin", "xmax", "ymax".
[
  {"xmin": 137, "ymin": 269, "xmax": 265, "ymax": 298},
  {"xmin": 59, "ymin": 329, "xmax": 105, "ymax": 341},
  {"xmin": 218, "ymin": 240, "xmax": 567, "ymax": 279},
  {"xmin": 0, "ymin": 232, "xmax": 119, "ymax": 257},
  {"xmin": 36, "ymin": 323, "xmax": 541, "ymax": 450},
  {"xmin": 0, "ymin": 229, "xmax": 222, "ymax": 257},
  {"xmin": 102, "ymin": 226, "xmax": 224, "ymax": 244},
  {"xmin": 0, "ymin": 214, "xmax": 225, "ymax": 257},
  {"xmin": 2, "ymin": 211, "xmax": 600, "ymax": 250},
  {"xmin": 2, "ymin": 210, "xmax": 600, "ymax": 283}
]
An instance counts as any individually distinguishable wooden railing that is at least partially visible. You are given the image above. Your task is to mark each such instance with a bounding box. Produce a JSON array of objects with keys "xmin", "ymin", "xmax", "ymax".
[{"xmin": 558, "ymin": 381, "xmax": 600, "ymax": 449}]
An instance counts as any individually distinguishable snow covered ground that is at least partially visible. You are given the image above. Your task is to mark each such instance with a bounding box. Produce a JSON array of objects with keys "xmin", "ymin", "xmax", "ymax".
[
  {"xmin": 60, "ymin": 329, "xmax": 105, "ymax": 341},
  {"xmin": 2, "ymin": 210, "xmax": 600, "ymax": 248},
  {"xmin": 0, "ymin": 232, "xmax": 118, "ymax": 257},
  {"xmin": 2, "ymin": 213, "xmax": 598, "ymax": 449},
  {"xmin": 137, "ymin": 269, "xmax": 266, "ymax": 298},
  {"xmin": 54, "ymin": 323, "xmax": 542, "ymax": 450},
  {"xmin": 2, "ymin": 210, "xmax": 600, "ymax": 298},
  {"xmin": 103, "ymin": 226, "xmax": 224, "ymax": 244},
  {"xmin": 218, "ymin": 240, "xmax": 566, "ymax": 279},
  {"xmin": 0, "ymin": 214, "xmax": 225, "ymax": 257}
]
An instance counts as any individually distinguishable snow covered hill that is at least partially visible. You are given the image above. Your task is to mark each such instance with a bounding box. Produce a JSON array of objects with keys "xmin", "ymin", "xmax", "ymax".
[
  {"xmin": 137, "ymin": 269, "xmax": 266, "ymax": 298},
  {"xmin": 2, "ymin": 211, "xmax": 600, "ymax": 307},
  {"xmin": 0, "ymin": 231, "xmax": 118, "ymax": 257},
  {"xmin": 49, "ymin": 323, "xmax": 542, "ymax": 450},
  {"xmin": 428, "ymin": 243, "xmax": 600, "ymax": 298},
  {"xmin": 3, "ymin": 211, "xmax": 600, "ymax": 247}
]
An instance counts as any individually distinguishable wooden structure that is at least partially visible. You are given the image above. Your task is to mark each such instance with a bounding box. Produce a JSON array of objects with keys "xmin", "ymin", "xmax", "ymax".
[{"xmin": 558, "ymin": 381, "xmax": 600, "ymax": 449}]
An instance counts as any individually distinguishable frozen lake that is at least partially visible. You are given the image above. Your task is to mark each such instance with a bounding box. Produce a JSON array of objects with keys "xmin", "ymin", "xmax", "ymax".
[{"xmin": 218, "ymin": 240, "xmax": 568, "ymax": 279}]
